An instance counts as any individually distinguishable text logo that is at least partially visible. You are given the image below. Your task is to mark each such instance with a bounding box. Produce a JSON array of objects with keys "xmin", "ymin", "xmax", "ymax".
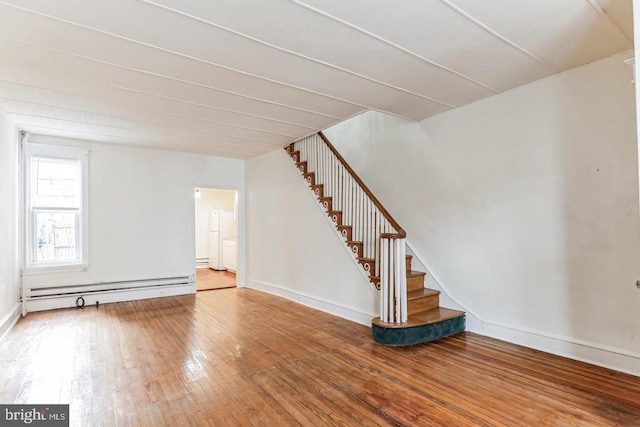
[{"xmin": 0, "ymin": 405, "xmax": 69, "ymax": 426}]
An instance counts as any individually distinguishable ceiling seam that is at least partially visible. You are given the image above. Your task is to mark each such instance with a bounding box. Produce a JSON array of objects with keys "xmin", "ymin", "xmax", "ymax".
[
  {"xmin": 19, "ymin": 125, "xmax": 260, "ymax": 158},
  {"xmin": 9, "ymin": 112, "xmax": 287, "ymax": 154},
  {"xmin": 2, "ymin": 94, "xmax": 301, "ymax": 139},
  {"xmin": 287, "ymin": 0, "xmax": 498, "ymax": 94},
  {"xmin": 584, "ymin": 0, "xmax": 633, "ymax": 45},
  {"xmin": 439, "ymin": 0, "xmax": 557, "ymax": 72},
  {"xmin": 0, "ymin": 2, "xmax": 382, "ymax": 114},
  {"xmin": 4, "ymin": 106, "xmax": 290, "ymax": 147},
  {"xmin": 0, "ymin": 62, "xmax": 321, "ymax": 133},
  {"xmin": 135, "ymin": 0, "xmax": 458, "ymax": 108},
  {"xmin": 0, "ymin": 35, "xmax": 347, "ymax": 121},
  {"xmin": 0, "ymin": 36, "xmax": 346, "ymax": 122}
]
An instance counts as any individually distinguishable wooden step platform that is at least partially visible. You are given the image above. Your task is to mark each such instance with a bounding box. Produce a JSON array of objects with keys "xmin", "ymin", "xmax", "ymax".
[
  {"xmin": 407, "ymin": 270, "xmax": 427, "ymax": 292},
  {"xmin": 372, "ymin": 307, "xmax": 466, "ymax": 346},
  {"xmin": 407, "ymin": 288, "xmax": 440, "ymax": 313}
]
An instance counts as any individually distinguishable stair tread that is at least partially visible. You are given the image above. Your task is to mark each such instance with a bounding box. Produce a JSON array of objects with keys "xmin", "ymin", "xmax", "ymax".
[
  {"xmin": 372, "ymin": 307, "xmax": 465, "ymax": 329},
  {"xmin": 407, "ymin": 270, "xmax": 426, "ymax": 278},
  {"xmin": 371, "ymin": 270, "xmax": 427, "ymax": 281},
  {"xmin": 407, "ymin": 288, "xmax": 440, "ymax": 300}
]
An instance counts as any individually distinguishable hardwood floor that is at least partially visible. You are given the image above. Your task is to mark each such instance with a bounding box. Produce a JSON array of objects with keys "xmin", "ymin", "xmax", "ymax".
[
  {"xmin": 195, "ymin": 268, "xmax": 236, "ymax": 291},
  {"xmin": 1, "ymin": 289, "xmax": 639, "ymax": 426}
]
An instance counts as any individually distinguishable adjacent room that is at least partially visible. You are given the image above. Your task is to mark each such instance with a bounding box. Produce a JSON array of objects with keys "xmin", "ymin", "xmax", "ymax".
[
  {"xmin": 194, "ymin": 187, "xmax": 238, "ymax": 291},
  {"xmin": 1, "ymin": 1, "xmax": 639, "ymax": 425}
]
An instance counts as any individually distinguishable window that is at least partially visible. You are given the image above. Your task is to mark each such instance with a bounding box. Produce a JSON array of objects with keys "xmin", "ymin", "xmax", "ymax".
[{"xmin": 25, "ymin": 144, "xmax": 89, "ymax": 270}]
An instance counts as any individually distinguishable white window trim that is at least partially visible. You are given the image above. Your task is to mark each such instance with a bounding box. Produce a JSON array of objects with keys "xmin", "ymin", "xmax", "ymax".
[{"xmin": 24, "ymin": 143, "xmax": 89, "ymax": 274}]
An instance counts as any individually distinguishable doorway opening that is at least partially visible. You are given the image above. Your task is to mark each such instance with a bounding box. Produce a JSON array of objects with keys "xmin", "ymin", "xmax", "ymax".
[{"xmin": 194, "ymin": 187, "xmax": 238, "ymax": 291}]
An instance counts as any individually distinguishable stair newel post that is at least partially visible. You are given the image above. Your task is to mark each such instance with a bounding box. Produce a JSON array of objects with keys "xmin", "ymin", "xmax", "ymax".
[{"xmin": 380, "ymin": 237, "xmax": 389, "ymax": 322}]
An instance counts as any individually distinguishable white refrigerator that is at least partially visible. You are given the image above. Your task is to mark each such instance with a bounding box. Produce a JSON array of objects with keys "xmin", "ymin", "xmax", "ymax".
[{"xmin": 208, "ymin": 210, "xmax": 235, "ymax": 270}]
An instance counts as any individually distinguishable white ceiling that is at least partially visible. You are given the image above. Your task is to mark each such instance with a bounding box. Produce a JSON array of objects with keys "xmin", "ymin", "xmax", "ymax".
[{"xmin": 0, "ymin": 0, "xmax": 633, "ymax": 158}]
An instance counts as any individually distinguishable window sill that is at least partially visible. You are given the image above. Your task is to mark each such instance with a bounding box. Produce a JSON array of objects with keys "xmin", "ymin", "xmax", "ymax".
[{"xmin": 26, "ymin": 263, "xmax": 89, "ymax": 275}]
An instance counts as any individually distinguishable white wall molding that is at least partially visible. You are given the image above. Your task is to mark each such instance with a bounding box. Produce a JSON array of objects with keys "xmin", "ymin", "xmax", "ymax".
[
  {"xmin": 406, "ymin": 222, "xmax": 639, "ymax": 376},
  {"xmin": 479, "ymin": 320, "xmax": 640, "ymax": 377},
  {"xmin": 405, "ymin": 239, "xmax": 482, "ymax": 331},
  {"xmin": 247, "ymin": 279, "xmax": 375, "ymax": 327},
  {"xmin": 0, "ymin": 303, "xmax": 21, "ymax": 344}
]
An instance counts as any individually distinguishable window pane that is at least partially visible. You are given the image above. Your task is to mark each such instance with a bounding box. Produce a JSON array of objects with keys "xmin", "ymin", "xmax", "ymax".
[
  {"xmin": 31, "ymin": 157, "xmax": 81, "ymax": 208},
  {"xmin": 34, "ymin": 211, "xmax": 78, "ymax": 263}
]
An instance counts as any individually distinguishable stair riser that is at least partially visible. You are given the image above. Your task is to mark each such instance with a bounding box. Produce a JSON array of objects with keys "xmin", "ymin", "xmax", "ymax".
[
  {"xmin": 311, "ymin": 185, "xmax": 323, "ymax": 198},
  {"xmin": 338, "ymin": 227, "xmax": 352, "ymax": 241},
  {"xmin": 407, "ymin": 275, "xmax": 424, "ymax": 292},
  {"xmin": 329, "ymin": 211, "xmax": 342, "ymax": 226},
  {"xmin": 348, "ymin": 242, "xmax": 363, "ymax": 258},
  {"xmin": 320, "ymin": 198, "xmax": 332, "ymax": 211},
  {"xmin": 304, "ymin": 173, "xmax": 315, "ymax": 186},
  {"xmin": 408, "ymin": 295, "xmax": 439, "ymax": 315}
]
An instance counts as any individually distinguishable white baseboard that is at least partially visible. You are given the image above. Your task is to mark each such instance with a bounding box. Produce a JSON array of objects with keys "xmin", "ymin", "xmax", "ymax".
[
  {"xmin": 404, "ymin": 240, "xmax": 639, "ymax": 376},
  {"xmin": 0, "ymin": 303, "xmax": 21, "ymax": 343},
  {"xmin": 247, "ymin": 279, "xmax": 375, "ymax": 327},
  {"xmin": 477, "ymin": 320, "xmax": 640, "ymax": 377},
  {"xmin": 26, "ymin": 283, "xmax": 195, "ymax": 312},
  {"xmin": 249, "ymin": 279, "xmax": 639, "ymax": 376},
  {"xmin": 196, "ymin": 258, "xmax": 209, "ymax": 269}
]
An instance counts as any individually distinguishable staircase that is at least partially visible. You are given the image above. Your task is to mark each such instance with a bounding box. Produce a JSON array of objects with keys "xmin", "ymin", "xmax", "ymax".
[
  {"xmin": 285, "ymin": 132, "xmax": 465, "ymax": 346},
  {"xmin": 371, "ymin": 254, "xmax": 466, "ymax": 346}
]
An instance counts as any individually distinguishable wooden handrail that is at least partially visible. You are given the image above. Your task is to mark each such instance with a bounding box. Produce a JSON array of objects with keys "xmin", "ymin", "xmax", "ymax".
[{"xmin": 318, "ymin": 131, "xmax": 406, "ymax": 238}]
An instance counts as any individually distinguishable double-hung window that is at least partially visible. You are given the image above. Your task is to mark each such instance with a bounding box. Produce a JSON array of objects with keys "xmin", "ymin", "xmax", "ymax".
[{"xmin": 25, "ymin": 144, "xmax": 89, "ymax": 271}]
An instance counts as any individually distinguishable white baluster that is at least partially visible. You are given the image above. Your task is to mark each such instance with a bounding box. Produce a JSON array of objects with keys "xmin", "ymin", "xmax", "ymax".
[{"xmin": 399, "ymin": 238, "xmax": 407, "ymax": 323}]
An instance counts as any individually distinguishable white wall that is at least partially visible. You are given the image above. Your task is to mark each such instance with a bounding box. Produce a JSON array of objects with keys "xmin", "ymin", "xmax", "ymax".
[
  {"xmin": 194, "ymin": 188, "xmax": 237, "ymax": 262},
  {"xmin": 246, "ymin": 148, "xmax": 378, "ymax": 325},
  {"xmin": 325, "ymin": 50, "xmax": 640, "ymax": 374},
  {"xmin": 0, "ymin": 107, "xmax": 19, "ymax": 337},
  {"xmin": 25, "ymin": 135, "xmax": 245, "ymax": 300}
]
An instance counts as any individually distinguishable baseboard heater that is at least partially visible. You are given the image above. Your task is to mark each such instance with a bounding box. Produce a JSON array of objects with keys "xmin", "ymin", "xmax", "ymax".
[{"xmin": 26, "ymin": 276, "xmax": 194, "ymax": 312}]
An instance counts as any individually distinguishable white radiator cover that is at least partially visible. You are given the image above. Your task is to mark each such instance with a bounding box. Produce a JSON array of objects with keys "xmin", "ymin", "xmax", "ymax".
[{"xmin": 26, "ymin": 276, "xmax": 195, "ymax": 312}]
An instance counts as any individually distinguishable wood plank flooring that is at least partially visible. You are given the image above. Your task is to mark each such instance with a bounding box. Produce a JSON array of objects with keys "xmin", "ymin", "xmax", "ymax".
[
  {"xmin": 1, "ymin": 289, "xmax": 639, "ymax": 426},
  {"xmin": 195, "ymin": 268, "xmax": 236, "ymax": 291}
]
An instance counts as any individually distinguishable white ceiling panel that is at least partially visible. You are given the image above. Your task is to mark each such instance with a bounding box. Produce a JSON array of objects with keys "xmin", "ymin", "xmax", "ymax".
[
  {"xmin": 12, "ymin": 118, "xmax": 274, "ymax": 158},
  {"xmin": 0, "ymin": 0, "xmax": 633, "ymax": 157},
  {"xmin": 0, "ymin": 8, "xmax": 363, "ymax": 118},
  {"xmin": 0, "ymin": 2, "xmax": 450, "ymax": 119},
  {"xmin": 0, "ymin": 39, "xmax": 343, "ymax": 129},
  {"xmin": 444, "ymin": 0, "xmax": 632, "ymax": 71},
  {"xmin": 0, "ymin": 75, "xmax": 313, "ymax": 141},
  {"xmin": 593, "ymin": 0, "xmax": 634, "ymax": 41},
  {"xmin": 294, "ymin": 0, "xmax": 555, "ymax": 92},
  {"xmin": 133, "ymin": 0, "xmax": 496, "ymax": 105}
]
